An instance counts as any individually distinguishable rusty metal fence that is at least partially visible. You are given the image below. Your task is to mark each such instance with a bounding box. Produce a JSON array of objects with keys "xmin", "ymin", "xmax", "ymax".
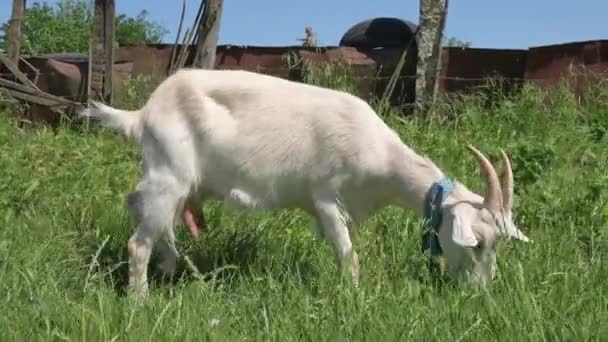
[{"xmin": 2, "ymin": 39, "xmax": 608, "ymax": 124}]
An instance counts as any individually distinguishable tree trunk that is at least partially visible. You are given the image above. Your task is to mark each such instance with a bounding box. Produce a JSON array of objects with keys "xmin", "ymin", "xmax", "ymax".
[
  {"xmin": 7, "ymin": 0, "xmax": 26, "ymax": 64},
  {"xmin": 415, "ymin": 0, "xmax": 448, "ymax": 113},
  {"xmin": 89, "ymin": 0, "xmax": 115, "ymax": 103},
  {"xmin": 192, "ymin": 0, "xmax": 223, "ymax": 69}
]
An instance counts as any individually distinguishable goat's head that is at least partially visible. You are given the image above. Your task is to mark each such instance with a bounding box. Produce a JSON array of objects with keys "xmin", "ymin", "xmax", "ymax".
[{"xmin": 437, "ymin": 145, "xmax": 530, "ymax": 288}]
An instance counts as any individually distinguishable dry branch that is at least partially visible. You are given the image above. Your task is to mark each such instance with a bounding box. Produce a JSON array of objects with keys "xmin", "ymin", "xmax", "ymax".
[
  {"xmin": 381, "ymin": 25, "xmax": 421, "ymax": 103},
  {"xmin": 19, "ymin": 57, "xmax": 41, "ymax": 85},
  {"xmin": 0, "ymin": 78, "xmax": 77, "ymax": 107},
  {"xmin": 168, "ymin": 0, "xmax": 205, "ymax": 74},
  {"xmin": 169, "ymin": 0, "xmax": 188, "ymax": 75},
  {"xmin": 0, "ymin": 55, "xmax": 40, "ymax": 91},
  {"xmin": 0, "ymin": 54, "xmax": 79, "ymax": 111}
]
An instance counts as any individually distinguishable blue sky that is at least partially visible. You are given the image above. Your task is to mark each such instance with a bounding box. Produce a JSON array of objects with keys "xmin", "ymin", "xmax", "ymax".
[{"xmin": 1, "ymin": 0, "xmax": 607, "ymax": 49}]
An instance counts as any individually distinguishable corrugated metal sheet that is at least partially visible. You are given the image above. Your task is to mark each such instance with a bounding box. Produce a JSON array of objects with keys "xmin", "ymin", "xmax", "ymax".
[
  {"xmin": 114, "ymin": 44, "xmax": 379, "ymax": 97},
  {"xmin": 13, "ymin": 39, "xmax": 608, "ymax": 124},
  {"xmin": 438, "ymin": 47, "xmax": 528, "ymax": 94},
  {"xmin": 112, "ymin": 41, "xmax": 608, "ymax": 102},
  {"xmin": 525, "ymin": 40, "xmax": 608, "ymax": 86}
]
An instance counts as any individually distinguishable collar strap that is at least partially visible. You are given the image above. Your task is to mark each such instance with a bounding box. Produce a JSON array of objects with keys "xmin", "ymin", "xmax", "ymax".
[{"xmin": 422, "ymin": 177, "xmax": 455, "ymax": 256}]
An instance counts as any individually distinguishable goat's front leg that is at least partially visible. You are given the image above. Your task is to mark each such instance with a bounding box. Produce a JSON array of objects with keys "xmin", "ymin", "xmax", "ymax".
[{"xmin": 313, "ymin": 195, "xmax": 360, "ymax": 287}]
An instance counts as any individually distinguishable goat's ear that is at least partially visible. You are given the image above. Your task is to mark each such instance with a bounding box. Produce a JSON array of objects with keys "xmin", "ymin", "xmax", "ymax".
[{"xmin": 451, "ymin": 214, "xmax": 479, "ymax": 247}]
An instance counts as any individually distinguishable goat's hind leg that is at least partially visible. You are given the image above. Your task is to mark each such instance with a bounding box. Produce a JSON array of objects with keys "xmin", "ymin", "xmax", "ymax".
[
  {"xmin": 156, "ymin": 230, "xmax": 179, "ymax": 277},
  {"xmin": 126, "ymin": 178, "xmax": 187, "ymax": 297}
]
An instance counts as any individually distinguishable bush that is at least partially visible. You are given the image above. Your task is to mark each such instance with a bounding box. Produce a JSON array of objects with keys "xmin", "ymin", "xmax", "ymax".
[
  {"xmin": 0, "ymin": 0, "xmax": 168, "ymax": 55},
  {"xmin": 112, "ymin": 73, "xmax": 159, "ymax": 110}
]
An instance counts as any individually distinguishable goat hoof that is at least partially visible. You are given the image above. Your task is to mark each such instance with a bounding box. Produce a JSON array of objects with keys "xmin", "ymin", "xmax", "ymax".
[{"xmin": 127, "ymin": 282, "xmax": 149, "ymax": 302}]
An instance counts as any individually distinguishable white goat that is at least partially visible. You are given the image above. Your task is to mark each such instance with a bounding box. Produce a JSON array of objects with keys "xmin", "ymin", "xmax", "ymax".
[{"xmin": 80, "ymin": 68, "xmax": 530, "ymax": 295}]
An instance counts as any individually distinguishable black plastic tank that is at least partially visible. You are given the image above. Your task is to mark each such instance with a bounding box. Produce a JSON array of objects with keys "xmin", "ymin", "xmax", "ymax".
[{"xmin": 339, "ymin": 17, "xmax": 418, "ymax": 48}]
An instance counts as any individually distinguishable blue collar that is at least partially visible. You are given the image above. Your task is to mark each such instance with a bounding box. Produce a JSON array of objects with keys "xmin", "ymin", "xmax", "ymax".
[{"xmin": 421, "ymin": 177, "xmax": 455, "ymax": 256}]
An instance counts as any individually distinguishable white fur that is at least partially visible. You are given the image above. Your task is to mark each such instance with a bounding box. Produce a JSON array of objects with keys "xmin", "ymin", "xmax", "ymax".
[{"xmin": 80, "ymin": 68, "xmax": 529, "ymax": 295}]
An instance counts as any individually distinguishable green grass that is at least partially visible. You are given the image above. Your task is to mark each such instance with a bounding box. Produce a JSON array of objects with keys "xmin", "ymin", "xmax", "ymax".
[{"xmin": 0, "ymin": 75, "xmax": 607, "ymax": 341}]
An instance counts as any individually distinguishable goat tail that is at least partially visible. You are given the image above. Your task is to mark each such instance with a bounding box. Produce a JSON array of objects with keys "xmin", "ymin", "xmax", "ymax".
[{"xmin": 80, "ymin": 101, "xmax": 143, "ymax": 140}]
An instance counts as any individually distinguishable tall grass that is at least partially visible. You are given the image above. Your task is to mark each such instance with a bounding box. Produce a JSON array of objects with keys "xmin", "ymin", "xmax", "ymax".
[{"xmin": 0, "ymin": 65, "xmax": 606, "ymax": 341}]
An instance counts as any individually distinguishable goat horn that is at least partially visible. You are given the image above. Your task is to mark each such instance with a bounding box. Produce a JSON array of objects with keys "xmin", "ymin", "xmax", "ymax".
[
  {"xmin": 499, "ymin": 148, "xmax": 513, "ymax": 212},
  {"xmin": 466, "ymin": 144, "xmax": 503, "ymax": 212}
]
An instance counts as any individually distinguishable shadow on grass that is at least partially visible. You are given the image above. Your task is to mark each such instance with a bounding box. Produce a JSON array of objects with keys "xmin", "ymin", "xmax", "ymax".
[
  {"xmin": 77, "ymin": 222, "xmax": 321, "ymax": 297},
  {"xmin": 74, "ymin": 206, "xmax": 454, "ymax": 297},
  {"xmin": 370, "ymin": 221, "xmax": 455, "ymax": 293}
]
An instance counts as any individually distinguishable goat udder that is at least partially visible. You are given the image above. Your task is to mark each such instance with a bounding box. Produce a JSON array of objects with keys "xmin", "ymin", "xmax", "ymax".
[{"xmin": 182, "ymin": 207, "xmax": 205, "ymax": 239}]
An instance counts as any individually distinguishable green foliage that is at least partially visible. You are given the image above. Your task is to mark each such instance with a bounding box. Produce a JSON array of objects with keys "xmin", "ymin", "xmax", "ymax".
[
  {"xmin": 114, "ymin": 10, "xmax": 167, "ymax": 47},
  {"xmin": 444, "ymin": 36, "xmax": 472, "ymax": 48},
  {"xmin": 0, "ymin": 72, "xmax": 607, "ymax": 339},
  {"xmin": 284, "ymin": 51, "xmax": 362, "ymax": 96},
  {"xmin": 6, "ymin": 0, "xmax": 92, "ymax": 55},
  {"xmin": 112, "ymin": 73, "xmax": 160, "ymax": 110},
  {"xmin": 0, "ymin": 0, "xmax": 168, "ymax": 55},
  {"xmin": 302, "ymin": 60, "xmax": 361, "ymax": 95}
]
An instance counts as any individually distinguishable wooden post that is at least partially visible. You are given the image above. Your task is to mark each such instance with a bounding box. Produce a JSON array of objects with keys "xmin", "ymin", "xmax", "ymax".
[
  {"xmin": 415, "ymin": 0, "xmax": 448, "ymax": 113},
  {"xmin": 192, "ymin": 0, "xmax": 223, "ymax": 69},
  {"xmin": 7, "ymin": 0, "xmax": 26, "ymax": 64},
  {"xmin": 89, "ymin": 0, "xmax": 115, "ymax": 103}
]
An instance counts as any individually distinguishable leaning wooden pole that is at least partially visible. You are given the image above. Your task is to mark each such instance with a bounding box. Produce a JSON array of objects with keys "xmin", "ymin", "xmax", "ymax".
[
  {"xmin": 7, "ymin": 0, "xmax": 26, "ymax": 64},
  {"xmin": 192, "ymin": 0, "xmax": 224, "ymax": 69},
  {"xmin": 430, "ymin": 0, "xmax": 449, "ymax": 107},
  {"xmin": 89, "ymin": 0, "xmax": 115, "ymax": 103}
]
